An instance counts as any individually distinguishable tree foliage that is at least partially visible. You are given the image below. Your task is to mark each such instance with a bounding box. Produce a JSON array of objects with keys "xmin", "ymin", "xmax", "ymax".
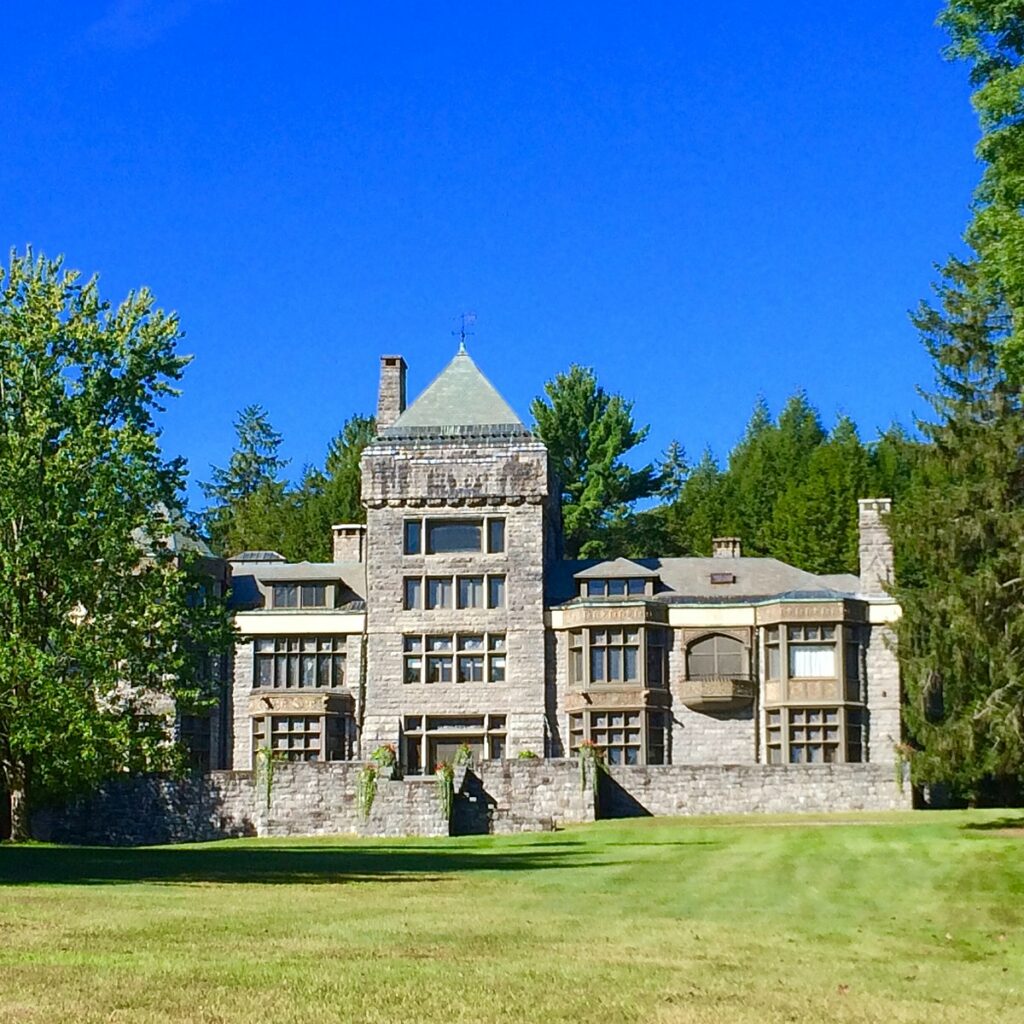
[
  {"xmin": 201, "ymin": 405, "xmax": 290, "ymax": 557},
  {"xmin": 202, "ymin": 411, "xmax": 375, "ymax": 562},
  {"xmin": 531, "ymin": 365, "xmax": 660, "ymax": 558},
  {"xmin": 892, "ymin": 258, "xmax": 1024, "ymax": 799},
  {"xmin": 940, "ymin": 2, "xmax": 1024, "ymax": 383},
  {"xmin": 0, "ymin": 250, "xmax": 235, "ymax": 840}
]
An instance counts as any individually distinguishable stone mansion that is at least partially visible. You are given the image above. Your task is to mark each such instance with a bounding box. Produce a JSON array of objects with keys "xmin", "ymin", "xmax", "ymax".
[{"xmin": 188, "ymin": 347, "xmax": 902, "ymax": 787}]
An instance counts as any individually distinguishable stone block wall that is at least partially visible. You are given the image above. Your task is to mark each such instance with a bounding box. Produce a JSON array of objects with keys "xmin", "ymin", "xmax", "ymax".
[
  {"xmin": 598, "ymin": 763, "xmax": 910, "ymax": 817},
  {"xmin": 866, "ymin": 623, "xmax": 901, "ymax": 765},
  {"xmin": 467, "ymin": 759, "xmax": 594, "ymax": 833},
  {"xmin": 33, "ymin": 772, "xmax": 257, "ymax": 846},
  {"xmin": 32, "ymin": 759, "xmax": 910, "ymax": 846},
  {"xmin": 256, "ymin": 763, "xmax": 448, "ymax": 838}
]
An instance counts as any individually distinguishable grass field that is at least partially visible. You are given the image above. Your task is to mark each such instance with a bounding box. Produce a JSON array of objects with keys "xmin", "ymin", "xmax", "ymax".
[{"xmin": 1, "ymin": 811, "xmax": 1023, "ymax": 1023}]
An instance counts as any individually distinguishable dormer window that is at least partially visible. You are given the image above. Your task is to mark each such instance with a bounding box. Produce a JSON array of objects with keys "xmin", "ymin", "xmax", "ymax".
[
  {"xmin": 585, "ymin": 578, "xmax": 647, "ymax": 598},
  {"xmin": 272, "ymin": 583, "xmax": 329, "ymax": 609}
]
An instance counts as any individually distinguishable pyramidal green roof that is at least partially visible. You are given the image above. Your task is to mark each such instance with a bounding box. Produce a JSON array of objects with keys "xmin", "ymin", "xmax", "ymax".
[{"xmin": 381, "ymin": 347, "xmax": 531, "ymax": 440}]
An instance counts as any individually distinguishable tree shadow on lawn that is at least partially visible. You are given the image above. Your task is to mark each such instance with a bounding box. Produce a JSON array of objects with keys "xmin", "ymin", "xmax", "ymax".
[
  {"xmin": 0, "ymin": 839, "xmax": 721, "ymax": 887},
  {"xmin": 961, "ymin": 816, "xmax": 1024, "ymax": 832}
]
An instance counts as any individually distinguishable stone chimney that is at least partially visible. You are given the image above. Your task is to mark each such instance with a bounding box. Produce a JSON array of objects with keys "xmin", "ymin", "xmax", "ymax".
[
  {"xmin": 376, "ymin": 355, "xmax": 407, "ymax": 429},
  {"xmin": 858, "ymin": 498, "xmax": 893, "ymax": 595},
  {"xmin": 712, "ymin": 537, "xmax": 742, "ymax": 558},
  {"xmin": 332, "ymin": 523, "xmax": 366, "ymax": 563}
]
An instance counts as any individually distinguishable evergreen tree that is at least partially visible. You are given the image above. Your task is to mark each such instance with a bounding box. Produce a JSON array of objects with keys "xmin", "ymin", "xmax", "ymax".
[
  {"xmin": 892, "ymin": 257, "xmax": 1024, "ymax": 799},
  {"xmin": 282, "ymin": 415, "xmax": 376, "ymax": 561},
  {"xmin": 763, "ymin": 416, "xmax": 871, "ymax": 574},
  {"xmin": 941, "ymin": 2, "xmax": 1024, "ymax": 383},
  {"xmin": 0, "ymin": 250, "xmax": 235, "ymax": 840},
  {"xmin": 201, "ymin": 405, "xmax": 289, "ymax": 556},
  {"xmin": 531, "ymin": 365, "xmax": 660, "ymax": 558},
  {"xmin": 722, "ymin": 392, "xmax": 826, "ymax": 554},
  {"xmin": 662, "ymin": 447, "xmax": 728, "ymax": 556}
]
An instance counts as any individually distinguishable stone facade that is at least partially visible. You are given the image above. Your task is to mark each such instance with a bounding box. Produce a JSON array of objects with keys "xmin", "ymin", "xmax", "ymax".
[{"xmin": 78, "ymin": 346, "xmax": 907, "ymax": 844}]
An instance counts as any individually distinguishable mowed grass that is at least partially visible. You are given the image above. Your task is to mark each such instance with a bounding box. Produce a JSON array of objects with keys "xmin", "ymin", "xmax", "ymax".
[{"xmin": 1, "ymin": 811, "xmax": 1023, "ymax": 1023}]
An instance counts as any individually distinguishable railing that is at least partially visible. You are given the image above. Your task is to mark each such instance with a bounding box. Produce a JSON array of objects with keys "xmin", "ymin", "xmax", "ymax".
[{"xmin": 679, "ymin": 675, "xmax": 756, "ymax": 711}]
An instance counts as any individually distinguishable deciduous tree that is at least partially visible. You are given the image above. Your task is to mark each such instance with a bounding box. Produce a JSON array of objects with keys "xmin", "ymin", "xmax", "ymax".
[{"xmin": 0, "ymin": 250, "xmax": 235, "ymax": 840}]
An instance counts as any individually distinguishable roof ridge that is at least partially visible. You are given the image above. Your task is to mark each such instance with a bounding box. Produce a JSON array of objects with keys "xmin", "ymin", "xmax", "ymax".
[{"xmin": 379, "ymin": 348, "xmax": 529, "ymax": 439}]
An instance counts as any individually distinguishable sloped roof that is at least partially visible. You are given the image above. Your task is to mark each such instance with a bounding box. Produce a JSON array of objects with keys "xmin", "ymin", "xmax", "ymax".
[
  {"xmin": 228, "ymin": 560, "xmax": 367, "ymax": 609},
  {"xmin": 574, "ymin": 557, "xmax": 661, "ymax": 579},
  {"xmin": 379, "ymin": 347, "xmax": 531, "ymax": 440},
  {"xmin": 547, "ymin": 557, "xmax": 863, "ymax": 606}
]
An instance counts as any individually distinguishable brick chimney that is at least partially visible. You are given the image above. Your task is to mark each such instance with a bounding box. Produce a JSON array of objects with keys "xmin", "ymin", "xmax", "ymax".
[
  {"xmin": 376, "ymin": 355, "xmax": 407, "ymax": 429},
  {"xmin": 332, "ymin": 523, "xmax": 366, "ymax": 564},
  {"xmin": 712, "ymin": 537, "xmax": 742, "ymax": 558},
  {"xmin": 858, "ymin": 498, "xmax": 893, "ymax": 595}
]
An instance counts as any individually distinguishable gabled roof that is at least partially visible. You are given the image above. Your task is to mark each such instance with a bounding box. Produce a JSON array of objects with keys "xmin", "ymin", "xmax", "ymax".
[
  {"xmin": 379, "ymin": 347, "xmax": 531, "ymax": 440},
  {"xmin": 574, "ymin": 558, "xmax": 661, "ymax": 579}
]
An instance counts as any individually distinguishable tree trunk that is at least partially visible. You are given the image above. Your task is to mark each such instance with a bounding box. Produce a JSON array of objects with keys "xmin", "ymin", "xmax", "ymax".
[{"xmin": 7, "ymin": 760, "xmax": 30, "ymax": 842}]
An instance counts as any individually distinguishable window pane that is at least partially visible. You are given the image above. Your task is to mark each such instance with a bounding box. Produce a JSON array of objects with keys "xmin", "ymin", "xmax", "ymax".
[
  {"xmin": 590, "ymin": 648, "xmax": 605, "ymax": 682},
  {"xmin": 608, "ymin": 579, "xmax": 626, "ymax": 596},
  {"xmin": 459, "ymin": 576, "xmax": 484, "ymax": 608},
  {"xmin": 624, "ymin": 646, "xmax": 638, "ymax": 681},
  {"xmin": 587, "ymin": 580, "xmax": 607, "ymax": 597},
  {"xmin": 300, "ymin": 655, "xmax": 316, "ymax": 687},
  {"xmin": 487, "ymin": 518, "xmax": 505, "ymax": 553},
  {"xmin": 608, "ymin": 647, "xmax": 622, "ymax": 681},
  {"xmin": 489, "ymin": 655, "xmax": 505, "ymax": 682},
  {"xmin": 488, "ymin": 575, "xmax": 506, "ymax": 608},
  {"xmin": 845, "ymin": 643, "xmax": 860, "ymax": 682},
  {"xmin": 458, "ymin": 656, "xmax": 484, "ymax": 682},
  {"xmin": 301, "ymin": 584, "xmax": 326, "ymax": 607},
  {"xmin": 627, "ymin": 578, "xmax": 645, "ymax": 595},
  {"xmin": 256, "ymin": 657, "xmax": 273, "ymax": 686},
  {"xmin": 458, "ymin": 635, "xmax": 484, "ymax": 651},
  {"xmin": 646, "ymin": 644, "xmax": 663, "ymax": 687},
  {"xmin": 427, "ymin": 520, "xmax": 482, "ymax": 553},
  {"xmin": 426, "ymin": 578, "xmax": 452, "ymax": 609},
  {"xmin": 404, "ymin": 520, "xmax": 421, "ymax": 554},
  {"xmin": 404, "ymin": 656, "xmax": 422, "ymax": 683},
  {"xmin": 789, "ymin": 644, "xmax": 836, "ymax": 677},
  {"xmin": 404, "ymin": 577, "xmax": 422, "ymax": 610},
  {"xmin": 273, "ymin": 584, "xmax": 297, "ymax": 608},
  {"xmin": 768, "ymin": 646, "xmax": 781, "ymax": 680},
  {"xmin": 426, "ymin": 656, "xmax": 452, "ymax": 683}
]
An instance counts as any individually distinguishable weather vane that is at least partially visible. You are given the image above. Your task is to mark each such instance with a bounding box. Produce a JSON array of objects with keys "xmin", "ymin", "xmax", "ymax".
[{"xmin": 453, "ymin": 311, "xmax": 476, "ymax": 352}]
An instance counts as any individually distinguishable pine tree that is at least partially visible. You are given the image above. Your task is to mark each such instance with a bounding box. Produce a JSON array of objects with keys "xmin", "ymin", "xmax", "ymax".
[
  {"xmin": 531, "ymin": 365, "xmax": 660, "ymax": 558},
  {"xmin": 763, "ymin": 416, "xmax": 871, "ymax": 574},
  {"xmin": 201, "ymin": 405, "xmax": 289, "ymax": 556},
  {"xmin": 723, "ymin": 392, "xmax": 826, "ymax": 554},
  {"xmin": 892, "ymin": 257, "xmax": 1024, "ymax": 800}
]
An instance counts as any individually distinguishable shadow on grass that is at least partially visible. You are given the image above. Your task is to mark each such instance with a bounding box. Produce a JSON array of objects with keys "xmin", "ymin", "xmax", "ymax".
[
  {"xmin": 0, "ymin": 840, "xmax": 636, "ymax": 887},
  {"xmin": 961, "ymin": 816, "xmax": 1024, "ymax": 832}
]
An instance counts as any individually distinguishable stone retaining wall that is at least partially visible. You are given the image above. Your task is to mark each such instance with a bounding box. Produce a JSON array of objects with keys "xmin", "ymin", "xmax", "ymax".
[
  {"xmin": 32, "ymin": 760, "xmax": 909, "ymax": 845},
  {"xmin": 599, "ymin": 763, "xmax": 910, "ymax": 817}
]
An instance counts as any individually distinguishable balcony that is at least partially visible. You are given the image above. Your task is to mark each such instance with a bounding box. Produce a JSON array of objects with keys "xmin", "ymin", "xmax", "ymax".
[{"xmin": 679, "ymin": 675, "xmax": 755, "ymax": 712}]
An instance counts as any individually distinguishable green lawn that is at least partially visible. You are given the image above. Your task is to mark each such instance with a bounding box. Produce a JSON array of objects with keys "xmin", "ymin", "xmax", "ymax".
[{"xmin": 1, "ymin": 811, "xmax": 1023, "ymax": 1023}]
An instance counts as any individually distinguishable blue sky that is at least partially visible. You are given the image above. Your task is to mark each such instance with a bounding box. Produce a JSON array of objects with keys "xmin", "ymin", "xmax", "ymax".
[{"xmin": 2, "ymin": 2, "xmax": 979, "ymax": 509}]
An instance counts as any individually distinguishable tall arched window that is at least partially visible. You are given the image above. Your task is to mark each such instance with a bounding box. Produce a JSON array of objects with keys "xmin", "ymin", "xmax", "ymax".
[{"xmin": 686, "ymin": 634, "xmax": 745, "ymax": 679}]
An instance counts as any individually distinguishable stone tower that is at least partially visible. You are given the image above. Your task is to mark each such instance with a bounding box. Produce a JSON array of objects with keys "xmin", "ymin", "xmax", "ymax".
[{"xmin": 359, "ymin": 348, "xmax": 556, "ymax": 770}]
